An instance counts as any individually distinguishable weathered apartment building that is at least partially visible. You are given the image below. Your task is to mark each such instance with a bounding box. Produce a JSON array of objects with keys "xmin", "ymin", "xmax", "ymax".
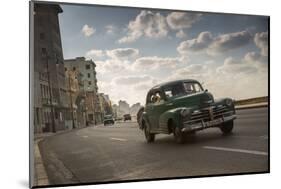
[
  {"xmin": 64, "ymin": 57, "xmax": 102, "ymax": 125},
  {"xmin": 33, "ymin": 4, "xmax": 68, "ymax": 133}
]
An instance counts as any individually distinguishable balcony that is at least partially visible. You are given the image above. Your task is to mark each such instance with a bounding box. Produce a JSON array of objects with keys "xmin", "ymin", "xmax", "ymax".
[{"xmin": 42, "ymin": 97, "xmax": 58, "ymax": 106}]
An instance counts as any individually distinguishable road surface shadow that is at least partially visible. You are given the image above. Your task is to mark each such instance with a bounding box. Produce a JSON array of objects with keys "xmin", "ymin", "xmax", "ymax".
[{"xmin": 149, "ymin": 129, "xmax": 236, "ymax": 146}]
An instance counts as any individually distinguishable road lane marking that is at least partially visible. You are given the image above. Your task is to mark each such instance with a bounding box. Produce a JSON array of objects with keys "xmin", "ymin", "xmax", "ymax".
[
  {"xmin": 82, "ymin": 136, "xmax": 88, "ymax": 138},
  {"xmin": 203, "ymin": 146, "xmax": 268, "ymax": 156},
  {"xmin": 110, "ymin": 138, "xmax": 127, "ymax": 142}
]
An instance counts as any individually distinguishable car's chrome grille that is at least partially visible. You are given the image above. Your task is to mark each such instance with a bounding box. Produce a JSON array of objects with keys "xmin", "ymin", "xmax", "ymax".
[
  {"xmin": 184, "ymin": 105, "xmax": 231, "ymax": 124},
  {"xmin": 212, "ymin": 105, "xmax": 228, "ymax": 119}
]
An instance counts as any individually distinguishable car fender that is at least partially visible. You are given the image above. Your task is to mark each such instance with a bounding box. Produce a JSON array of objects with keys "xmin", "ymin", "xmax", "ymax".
[
  {"xmin": 159, "ymin": 107, "xmax": 189, "ymax": 131},
  {"xmin": 215, "ymin": 98, "xmax": 235, "ymax": 113},
  {"xmin": 140, "ymin": 111, "xmax": 150, "ymax": 130}
]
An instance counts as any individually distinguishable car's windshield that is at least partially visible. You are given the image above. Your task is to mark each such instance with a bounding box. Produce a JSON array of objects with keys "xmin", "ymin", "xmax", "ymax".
[
  {"xmin": 164, "ymin": 82, "xmax": 203, "ymax": 99},
  {"xmin": 104, "ymin": 115, "xmax": 112, "ymax": 119}
]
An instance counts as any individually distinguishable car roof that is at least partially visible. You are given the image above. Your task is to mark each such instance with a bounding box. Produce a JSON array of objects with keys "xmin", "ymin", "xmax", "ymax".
[{"xmin": 150, "ymin": 79, "xmax": 199, "ymax": 91}]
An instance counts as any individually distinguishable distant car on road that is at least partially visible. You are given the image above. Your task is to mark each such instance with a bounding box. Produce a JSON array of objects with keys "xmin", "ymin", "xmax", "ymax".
[
  {"xmin": 123, "ymin": 114, "xmax": 132, "ymax": 121},
  {"xmin": 138, "ymin": 79, "xmax": 236, "ymax": 143},
  {"xmin": 103, "ymin": 114, "xmax": 115, "ymax": 126}
]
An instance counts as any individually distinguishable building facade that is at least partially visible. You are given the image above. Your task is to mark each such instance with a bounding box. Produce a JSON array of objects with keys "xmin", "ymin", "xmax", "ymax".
[
  {"xmin": 64, "ymin": 57, "xmax": 101, "ymax": 124},
  {"xmin": 33, "ymin": 4, "xmax": 68, "ymax": 133},
  {"xmin": 65, "ymin": 69, "xmax": 87, "ymax": 129}
]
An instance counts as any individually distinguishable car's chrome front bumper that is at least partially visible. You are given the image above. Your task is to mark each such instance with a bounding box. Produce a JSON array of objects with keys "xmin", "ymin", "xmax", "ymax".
[{"xmin": 181, "ymin": 114, "xmax": 236, "ymax": 132}]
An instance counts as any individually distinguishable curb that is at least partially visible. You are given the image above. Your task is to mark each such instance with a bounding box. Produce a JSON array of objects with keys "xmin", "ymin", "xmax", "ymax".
[{"xmin": 34, "ymin": 139, "xmax": 50, "ymax": 186}]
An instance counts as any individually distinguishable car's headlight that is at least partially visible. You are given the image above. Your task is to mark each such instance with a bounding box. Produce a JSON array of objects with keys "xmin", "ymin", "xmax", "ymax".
[
  {"xmin": 225, "ymin": 99, "xmax": 233, "ymax": 106},
  {"xmin": 180, "ymin": 108, "xmax": 190, "ymax": 117}
]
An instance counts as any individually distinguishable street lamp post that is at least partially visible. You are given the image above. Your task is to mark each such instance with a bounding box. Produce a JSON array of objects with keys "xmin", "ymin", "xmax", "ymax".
[{"xmin": 43, "ymin": 51, "xmax": 56, "ymax": 133}]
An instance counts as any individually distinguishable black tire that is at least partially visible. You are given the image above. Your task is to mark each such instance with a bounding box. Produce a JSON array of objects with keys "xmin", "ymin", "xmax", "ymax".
[
  {"xmin": 220, "ymin": 121, "xmax": 234, "ymax": 134},
  {"xmin": 174, "ymin": 126, "xmax": 185, "ymax": 144},
  {"xmin": 144, "ymin": 123, "xmax": 155, "ymax": 143}
]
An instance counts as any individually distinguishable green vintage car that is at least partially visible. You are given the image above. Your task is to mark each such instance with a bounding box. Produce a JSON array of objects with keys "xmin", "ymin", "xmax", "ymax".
[{"xmin": 139, "ymin": 79, "xmax": 236, "ymax": 143}]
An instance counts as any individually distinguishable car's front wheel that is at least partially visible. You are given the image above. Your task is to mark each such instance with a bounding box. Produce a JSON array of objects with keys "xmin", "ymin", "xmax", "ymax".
[
  {"xmin": 220, "ymin": 121, "xmax": 233, "ymax": 134},
  {"xmin": 144, "ymin": 124, "xmax": 155, "ymax": 143}
]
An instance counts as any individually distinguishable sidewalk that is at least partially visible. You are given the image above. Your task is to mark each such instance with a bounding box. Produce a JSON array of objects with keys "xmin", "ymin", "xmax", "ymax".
[{"xmin": 33, "ymin": 138, "xmax": 49, "ymax": 186}]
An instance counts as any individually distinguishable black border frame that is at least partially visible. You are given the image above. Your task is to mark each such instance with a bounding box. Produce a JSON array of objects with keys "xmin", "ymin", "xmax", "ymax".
[{"xmin": 29, "ymin": 0, "xmax": 270, "ymax": 188}]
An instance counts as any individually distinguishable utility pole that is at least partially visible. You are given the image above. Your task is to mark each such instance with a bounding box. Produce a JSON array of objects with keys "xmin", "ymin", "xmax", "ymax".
[
  {"xmin": 44, "ymin": 52, "xmax": 56, "ymax": 133},
  {"xmin": 68, "ymin": 71, "xmax": 76, "ymax": 129}
]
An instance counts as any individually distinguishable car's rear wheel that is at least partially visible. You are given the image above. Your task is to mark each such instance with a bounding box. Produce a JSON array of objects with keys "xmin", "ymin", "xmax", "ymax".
[
  {"xmin": 144, "ymin": 123, "xmax": 155, "ymax": 143},
  {"xmin": 174, "ymin": 126, "xmax": 185, "ymax": 144},
  {"xmin": 220, "ymin": 120, "xmax": 233, "ymax": 134}
]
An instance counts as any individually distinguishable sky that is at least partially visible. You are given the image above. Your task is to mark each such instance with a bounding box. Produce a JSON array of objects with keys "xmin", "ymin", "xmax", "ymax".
[{"xmin": 58, "ymin": 3, "xmax": 268, "ymax": 105}]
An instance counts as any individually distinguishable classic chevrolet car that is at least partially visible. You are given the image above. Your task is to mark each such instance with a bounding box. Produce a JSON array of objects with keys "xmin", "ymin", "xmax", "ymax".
[{"xmin": 138, "ymin": 79, "xmax": 236, "ymax": 143}]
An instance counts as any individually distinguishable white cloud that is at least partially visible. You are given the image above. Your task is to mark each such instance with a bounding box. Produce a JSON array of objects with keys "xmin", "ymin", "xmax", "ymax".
[
  {"xmin": 177, "ymin": 30, "xmax": 252, "ymax": 55},
  {"xmin": 85, "ymin": 49, "xmax": 104, "ymax": 60},
  {"xmin": 114, "ymin": 75, "xmax": 153, "ymax": 85},
  {"xmin": 81, "ymin": 24, "xmax": 95, "ymax": 37},
  {"xmin": 168, "ymin": 55, "xmax": 267, "ymax": 100},
  {"xmin": 132, "ymin": 56, "xmax": 180, "ymax": 70},
  {"xmin": 106, "ymin": 48, "xmax": 139, "ymax": 60},
  {"xmin": 208, "ymin": 30, "xmax": 252, "ymax": 55},
  {"xmin": 244, "ymin": 51, "xmax": 263, "ymax": 63},
  {"xmin": 98, "ymin": 75, "xmax": 158, "ymax": 105},
  {"xmin": 118, "ymin": 10, "xmax": 168, "ymax": 43},
  {"xmin": 105, "ymin": 25, "xmax": 116, "ymax": 35},
  {"xmin": 176, "ymin": 30, "xmax": 187, "ymax": 38},
  {"xmin": 95, "ymin": 59, "xmax": 130, "ymax": 75},
  {"xmin": 217, "ymin": 56, "xmax": 258, "ymax": 75},
  {"xmin": 254, "ymin": 31, "xmax": 268, "ymax": 56},
  {"xmin": 166, "ymin": 12, "xmax": 201, "ymax": 30},
  {"xmin": 177, "ymin": 31, "xmax": 213, "ymax": 54},
  {"xmin": 223, "ymin": 57, "xmax": 242, "ymax": 65},
  {"xmin": 244, "ymin": 51, "xmax": 268, "ymax": 71}
]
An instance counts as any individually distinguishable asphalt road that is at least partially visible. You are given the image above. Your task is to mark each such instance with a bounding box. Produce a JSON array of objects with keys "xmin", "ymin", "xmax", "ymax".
[{"xmin": 39, "ymin": 107, "xmax": 269, "ymax": 185}]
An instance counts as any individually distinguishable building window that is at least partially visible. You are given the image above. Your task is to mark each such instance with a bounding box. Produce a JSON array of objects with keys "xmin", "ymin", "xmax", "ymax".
[
  {"xmin": 73, "ymin": 67, "xmax": 76, "ymax": 71},
  {"xmin": 41, "ymin": 48, "xmax": 47, "ymax": 55},
  {"xmin": 88, "ymin": 73, "xmax": 91, "ymax": 78},
  {"xmin": 86, "ymin": 64, "xmax": 91, "ymax": 70},
  {"xmin": 55, "ymin": 111, "xmax": 59, "ymax": 119},
  {"xmin": 40, "ymin": 33, "xmax": 45, "ymax": 40},
  {"xmin": 88, "ymin": 81, "xmax": 91, "ymax": 85}
]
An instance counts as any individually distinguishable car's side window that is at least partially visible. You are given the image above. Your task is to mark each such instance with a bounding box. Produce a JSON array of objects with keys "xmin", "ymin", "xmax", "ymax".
[
  {"xmin": 154, "ymin": 91, "xmax": 163, "ymax": 104},
  {"xmin": 150, "ymin": 94, "xmax": 157, "ymax": 103},
  {"xmin": 147, "ymin": 91, "xmax": 155, "ymax": 104},
  {"xmin": 147, "ymin": 91, "xmax": 164, "ymax": 104},
  {"xmin": 194, "ymin": 83, "xmax": 202, "ymax": 92}
]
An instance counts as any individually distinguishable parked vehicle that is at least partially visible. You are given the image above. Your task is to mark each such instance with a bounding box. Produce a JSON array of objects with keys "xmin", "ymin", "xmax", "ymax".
[
  {"xmin": 138, "ymin": 79, "xmax": 236, "ymax": 143},
  {"xmin": 123, "ymin": 114, "xmax": 132, "ymax": 121},
  {"xmin": 104, "ymin": 114, "xmax": 115, "ymax": 126}
]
